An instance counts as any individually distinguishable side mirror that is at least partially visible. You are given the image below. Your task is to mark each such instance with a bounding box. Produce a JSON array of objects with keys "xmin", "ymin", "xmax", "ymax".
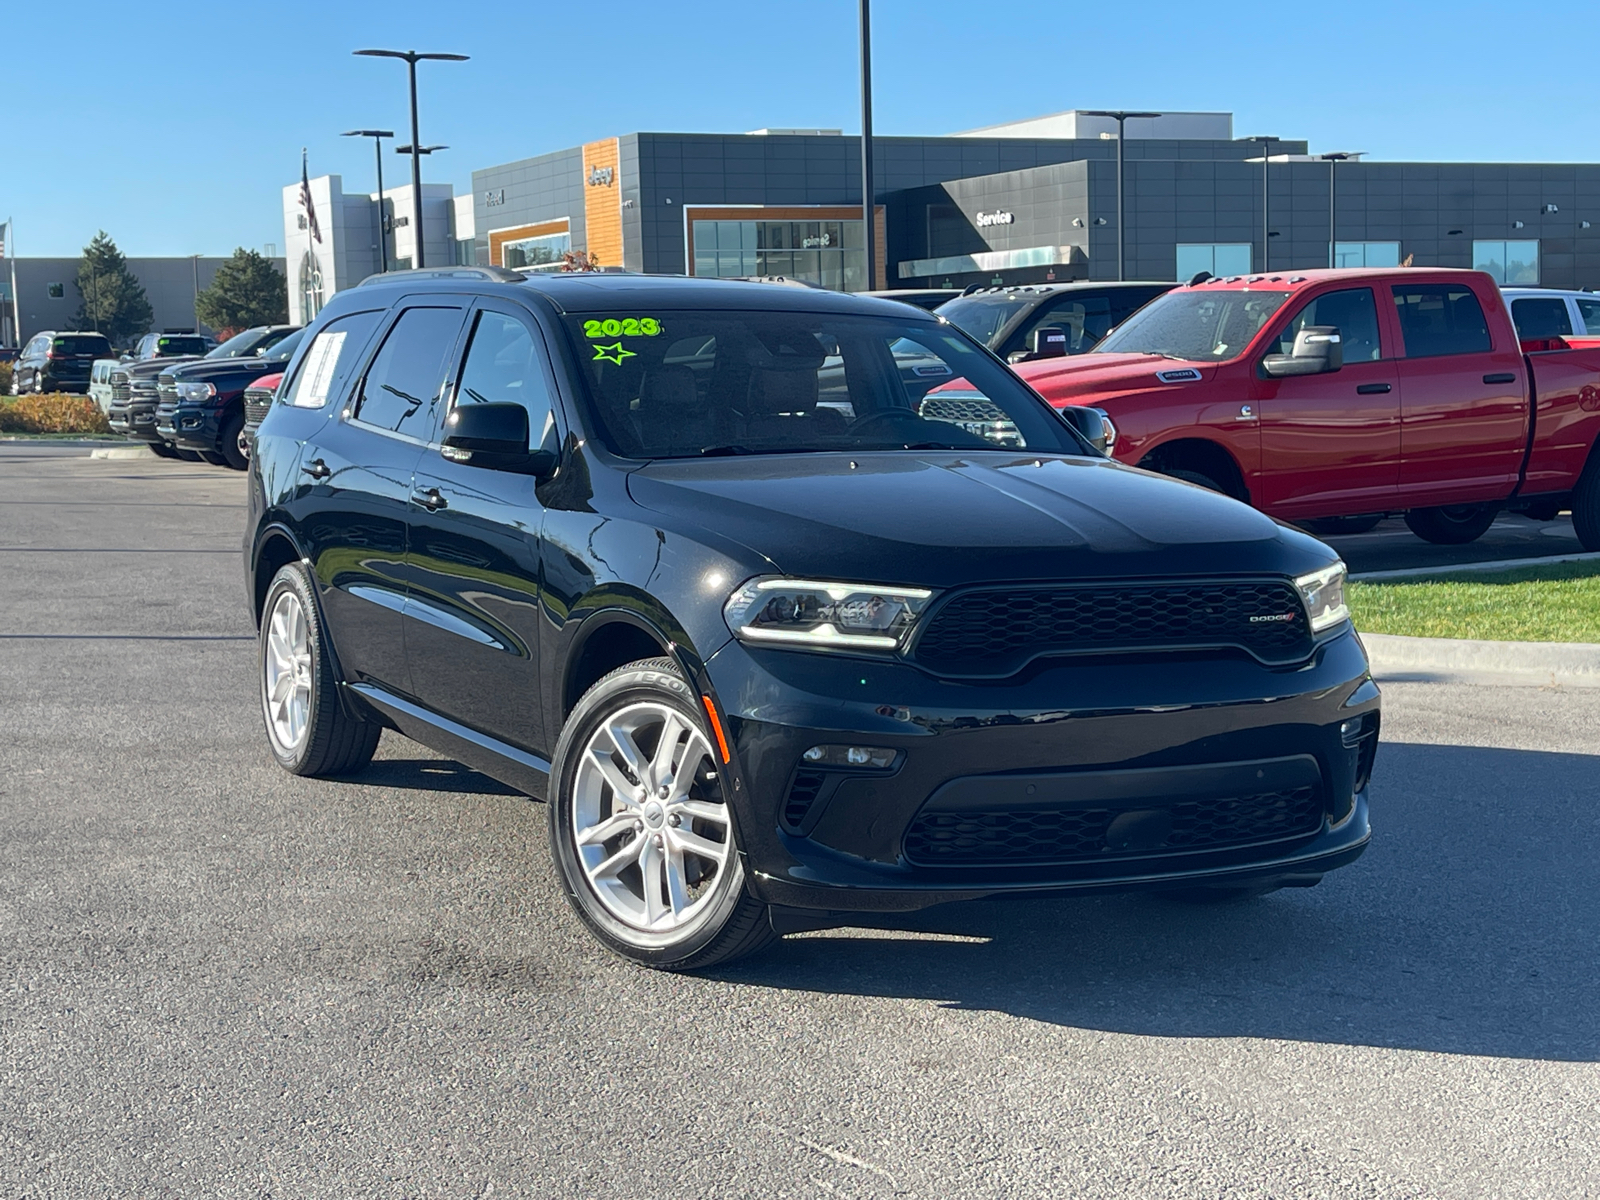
[
  {"xmin": 1059, "ymin": 404, "xmax": 1113, "ymax": 454},
  {"xmin": 441, "ymin": 402, "xmax": 556, "ymax": 476},
  {"xmin": 1261, "ymin": 325, "xmax": 1343, "ymax": 377}
]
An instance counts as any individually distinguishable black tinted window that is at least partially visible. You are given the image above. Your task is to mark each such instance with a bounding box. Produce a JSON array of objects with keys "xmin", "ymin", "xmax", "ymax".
[
  {"xmin": 1392, "ymin": 285, "xmax": 1492, "ymax": 358},
  {"xmin": 353, "ymin": 307, "xmax": 464, "ymax": 438},
  {"xmin": 154, "ymin": 336, "xmax": 208, "ymax": 356},
  {"xmin": 455, "ymin": 310, "xmax": 553, "ymax": 434},
  {"xmin": 1276, "ymin": 288, "xmax": 1382, "ymax": 362},
  {"xmin": 1510, "ymin": 297, "xmax": 1573, "ymax": 339},
  {"xmin": 52, "ymin": 335, "xmax": 110, "ymax": 355}
]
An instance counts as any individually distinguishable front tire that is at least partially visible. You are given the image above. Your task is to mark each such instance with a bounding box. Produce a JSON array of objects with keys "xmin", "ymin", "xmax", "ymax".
[
  {"xmin": 218, "ymin": 411, "xmax": 248, "ymax": 470},
  {"xmin": 1299, "ymin": 514, "xmax": 1383, "ymax": 536},
  {"xmin": 548, "ymin": 657, "xmax": 776, "ymax": 971},
  {"xmin": 259, "ymin": 563, "xmax": 381, "ymax": 777},
  {"xmin": 1404, "ymin": 504, "xmax": 1497, "ymax": 545},
  {"xmin": 148, "ymin": 441, "xmax": 179, "ymax": 459},
  {"xmin": 1164, "ymin": 467, "xmax": 1227, "ymax": 494}
]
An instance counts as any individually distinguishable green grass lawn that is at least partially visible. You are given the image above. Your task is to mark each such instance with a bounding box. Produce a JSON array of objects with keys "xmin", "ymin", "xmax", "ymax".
[{"xmin": 1349, "ymin": 560, "xmax": 1600, "ymax": 643}]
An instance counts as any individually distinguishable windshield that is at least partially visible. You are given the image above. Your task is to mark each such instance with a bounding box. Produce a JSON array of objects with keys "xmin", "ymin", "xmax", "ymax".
[
  {"xmin": 1095, "ymin": 289, "xmax": 1291, "ymax": 362},
  {"xmin": 153, "ymin": 335, "xmax": 209, "ymax": 357},
  {"xmin": 933, "ymin": 294, "xmax": 1034, "ymax": 346},
  {"xmin": 263, "ymin": 328, "xmax": 306, "ymax": 363},
  {"xmin": 207, "ymin": 327, "xmax": 285, "ymax": 358},
  {"xmin": 560, "ymin": 309, "xmax": 1083, "ymax": 460}
]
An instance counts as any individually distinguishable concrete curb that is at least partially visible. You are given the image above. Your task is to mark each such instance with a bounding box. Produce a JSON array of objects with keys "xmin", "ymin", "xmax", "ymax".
[
  {"xmin": 1362, "ymin": 631, "xmax": 1600, "ymax": 688},
  {"xmin": 88, "ymin": 446, "xmax": 156, "ymax": 460},
  {"xmin": 1352, "ymin": 551, "xmax": 1600, "ymax": 581}
]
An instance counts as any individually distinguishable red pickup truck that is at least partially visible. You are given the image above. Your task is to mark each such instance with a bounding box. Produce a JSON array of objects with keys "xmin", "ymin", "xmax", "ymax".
[{"xmin": 1010, "ymin": 268, "xmax": 1600, "ymax": 547}]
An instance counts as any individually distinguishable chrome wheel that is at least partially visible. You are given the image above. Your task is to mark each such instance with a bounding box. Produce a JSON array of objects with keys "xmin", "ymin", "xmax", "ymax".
[
  {"xmin": 571, "ymin": 700, "xmax": 732, "ymax": 933},
  {"xmin": 263, "ymin": 590, "xmax": 312, "ymax": 753}
]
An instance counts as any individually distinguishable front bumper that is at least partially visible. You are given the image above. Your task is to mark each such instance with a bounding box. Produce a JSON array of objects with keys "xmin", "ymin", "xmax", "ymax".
[
  {"xmin": 704, "ymin": 628, "xmax": 1379, "ymax": 913},
  {"xmin": 115, "ymin": 396, "xmax": 163, "ymax": 442},
  {"xmin": 171, "ymin": 403, "xmax": 224, "ymax": 453}
]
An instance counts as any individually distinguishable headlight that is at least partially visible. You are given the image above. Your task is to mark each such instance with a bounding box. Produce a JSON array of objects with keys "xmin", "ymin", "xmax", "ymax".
[
  {"xmin": 176, "ymin": 381, "xmax": 216, "ymax": 401},
  {"xmin": 1295, "ymin": 561, "xmax": 1349, "ymax": 633},
  {"xmin": 724, "ymin": 578, "xmax": 935, "ymax": 651}
]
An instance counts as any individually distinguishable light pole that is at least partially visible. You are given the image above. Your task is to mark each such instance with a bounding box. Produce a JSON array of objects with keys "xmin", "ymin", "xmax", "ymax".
[
  {"xmin": 394, "ymin": 143, "xmax": 447, "ymax": 268},
  {"xmin": 1244, "ymin": 136, "xmax": 1280, "ymax": 272},
  {"xmin": 858, "ymin": 0, "xmax": 875, "ymax": 292},
  {"xmin": 190, "ymin": 254, "xmax": 202, "ymax": 334},
  {"xmin": 353, "ymin": 49, "xmax": 469, "ymax": 269},
  {"xmin": 344, "ymin": 129, "xmax": 394, "ymax": 273},
  {"xmin": 1319, "ymin": 152, "xmax": 1363, "ymax": 268},
  {"xmin": 1080, "ymin": 111, "xmax": 1162, "ymax": 281}
]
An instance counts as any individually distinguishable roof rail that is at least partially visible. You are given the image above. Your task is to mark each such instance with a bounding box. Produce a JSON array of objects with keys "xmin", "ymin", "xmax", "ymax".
[{"xmin": 357, "ymin": 265, "xmax": 526, "ymax": 287}]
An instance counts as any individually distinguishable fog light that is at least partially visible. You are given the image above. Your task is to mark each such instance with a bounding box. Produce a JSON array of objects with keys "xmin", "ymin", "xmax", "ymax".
[{"xmin": 799, "ymin": 745, "xmax": 898, "ymax": 769}]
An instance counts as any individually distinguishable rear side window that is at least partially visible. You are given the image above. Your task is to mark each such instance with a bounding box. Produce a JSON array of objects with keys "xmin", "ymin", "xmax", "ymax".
[
  {"xmin": 52, "ymin": 335, "xmax": 110, "ymax": 355},
  {"xmin": 283, "ymin": 310, "xmax": 384, "ymax": 409},
  {"xmin": 1276, "ymin": 288, "xmax": 1382, "ymax": 362},
  {"xmin": 352, "ymin": 306, "xmax": 465, "ymax": 439},
  {"xmin": 1511, "ymin": 297, "xmax": 1574, "ymax": 338},
  {"xmin": 1391, "ymin": 285, "xmax": 1492, "ymax": 358},
  {"xmin": 1575, "ymin": 298, "xmax": 1600, "ymax": 336}
]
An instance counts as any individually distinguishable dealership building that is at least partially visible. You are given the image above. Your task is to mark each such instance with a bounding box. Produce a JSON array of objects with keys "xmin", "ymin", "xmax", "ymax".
[{"xmin": 285, "ymin": 108, "xmax": 1600, "ymax": 302}]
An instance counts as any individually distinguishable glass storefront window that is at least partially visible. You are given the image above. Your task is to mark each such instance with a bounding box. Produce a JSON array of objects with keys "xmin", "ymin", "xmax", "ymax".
[
  {"xmin": 1176, "ymin": 243, "xmax": 1252, "ymax": 280},
  {"xmin": 1473, "ymin": 239, "xmax": 1540, "ymax": 285},
  {"xmin": 1333, "ymin": 241, "xmax": 1401, "ymax": 269},
  {"xmin": 693, "ymin": 217, "xmax": 868, "ymax": 291},
  {"xmin": 503, "ymin": 231, "xmax": 571, "ymax": 271}
]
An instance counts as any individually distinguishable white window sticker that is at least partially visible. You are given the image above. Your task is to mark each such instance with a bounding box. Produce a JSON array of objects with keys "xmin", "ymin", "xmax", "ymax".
[{"xmin": 289, "ymin": 330, "xmax": 347, "ymax": 408}]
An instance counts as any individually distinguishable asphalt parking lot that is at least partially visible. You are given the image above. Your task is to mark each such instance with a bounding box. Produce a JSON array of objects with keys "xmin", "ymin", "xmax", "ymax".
[{"xmin": 3, "ymin": 445, "xmax": 1599, "ymax": 1198}]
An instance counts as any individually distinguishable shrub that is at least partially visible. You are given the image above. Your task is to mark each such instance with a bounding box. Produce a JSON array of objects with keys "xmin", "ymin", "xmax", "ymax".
[
  {"xmin": 0, "ymin": 393, "xmax": 112, "ymax": 434},
  {"xmin": 0, "ymin": 362, "xmax": 11, "ymax": 395}
]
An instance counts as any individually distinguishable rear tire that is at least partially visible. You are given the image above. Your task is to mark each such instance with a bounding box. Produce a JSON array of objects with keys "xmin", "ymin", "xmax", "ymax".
[
  {"xmin": 548, "ymin": 656, "xmax": 777, "ymax": 971},
  {"xmin": 1573, "ymin": 461, "xmax": 1600, "ymax": 551},
  {"xmin": 1299, "ymin": 514, "xmax": 1383, "ymax": 536},
  {"xmin": 1404, "ymin": 504, "xmax": 1498, "ymax": 545},
  {"xmin": 259, "ymin": 563, "xmax": 381, "ymax": 777}
]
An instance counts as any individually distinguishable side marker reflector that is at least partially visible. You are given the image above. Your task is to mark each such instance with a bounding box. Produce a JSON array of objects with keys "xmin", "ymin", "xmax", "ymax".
[{"xmin": 701, "ymin": 695, "xmax": 731, "ymax": 763}]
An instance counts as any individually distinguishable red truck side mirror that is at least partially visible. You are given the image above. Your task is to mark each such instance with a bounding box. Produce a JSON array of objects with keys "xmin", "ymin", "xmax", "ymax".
[{"xmin": 1262, "ymin": 325, "xmax": 1343, "ymax": 378}]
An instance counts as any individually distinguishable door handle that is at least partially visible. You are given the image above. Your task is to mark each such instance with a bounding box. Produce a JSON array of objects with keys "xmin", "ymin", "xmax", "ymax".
[
  {"xmin": 1483, "ymin": 373, "xmax": 1517, "ymax": 384},
  {"xmin": 411, "ymin": 486, "xmax": 448, "ymax": 512},
  {"xmin": 300, "ymin": 458, "xmax": 330, "ymax": 480},
  {"xmin": 1355, "ymin": 383, "xmax": 1392, "ymax": 394}
]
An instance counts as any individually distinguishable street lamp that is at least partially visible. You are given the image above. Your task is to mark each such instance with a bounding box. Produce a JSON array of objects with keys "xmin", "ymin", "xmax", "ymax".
[
  {"xmin": 1080, "ymin": 111, "xmax": 1162, "ymax": 281},
  {"xmin": 859, "ymin": 0, "xmax": 875, "ymax": 292},
  {"xmin": 1319, "ymin": 152, "xmax": 1363, "ymax": 268},
  {"xmin": 353, "ymin": 49, "xmax": 469, "ymax": 269},
  {"xmin": 1245, "ymin": 136, "xmax": 1280, "ymax": 272},
  {"xmin": 190, "ymin": 254, "xmax": 202, "ymax": 334},
  {"xmin": 343, "ymin": 129, "xmax": 394, "ymax": 273}
]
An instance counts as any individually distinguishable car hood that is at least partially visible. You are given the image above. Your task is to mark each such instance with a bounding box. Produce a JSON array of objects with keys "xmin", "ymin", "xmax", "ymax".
[
  {"xmin": 1013, "ymin": 352, "xmax": 1217, "ymax": 403},
  {"xmin": 123, "ymin": 356, "xmax": 202, "ymax": 379},
  {"xmin": 167, "ymin": 357, "xmax": 277, "ymax": 383},
  {"xmin": 627, "ymin": 452, "xmax": 1324, "ymax": 586}
]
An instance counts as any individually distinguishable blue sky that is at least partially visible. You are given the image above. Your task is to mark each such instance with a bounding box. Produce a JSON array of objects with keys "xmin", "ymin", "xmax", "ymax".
[{"xmin": 10, "ymin": 0, "xmax": 1598, "ymax": 257}]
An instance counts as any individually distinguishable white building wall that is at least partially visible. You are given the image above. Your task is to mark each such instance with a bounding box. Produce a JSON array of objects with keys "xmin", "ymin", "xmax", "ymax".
[{"xmin": 955, "ymin": 110, "xmax": 1234, "ymax": 141}]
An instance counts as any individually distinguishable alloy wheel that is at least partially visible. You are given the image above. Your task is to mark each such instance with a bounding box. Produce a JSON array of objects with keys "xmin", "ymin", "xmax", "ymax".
[
  {"xmin": 262, "ymin": 590, "xmax": 313, "ymax": 753},
  {"xmin": 570, "ymin": 701, "xmax": 731, "ymax": 933}
]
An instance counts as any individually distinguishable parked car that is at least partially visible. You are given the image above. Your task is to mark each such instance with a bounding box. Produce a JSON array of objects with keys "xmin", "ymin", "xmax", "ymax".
[
  {"xmin": 936, "ymin": 281, "xmax": 1176, "ymax": 362},
  {"xmin": 1501, "ymin": 287, "xmax": 1600, "ymax": 344},
  {"xmin": 154, "ymin": 327, "xmax": 303, "ymax": 469},
  {"xmin": 108, "ymin": 335, "xmax": 213, "ymax": 456},
  {"xmin": 88, "ymin": 359, "xmax": 119, "ymax": 413},
  {"xmin": 1011, "ymin": 268, "xmax": 1600, "ymax": 545},
  {"xmin": 10, "ymin": 330, "xmax": 113, "ymax": 394},
  {"xmin": 239, "ymin": 371, "xmax": 285, "ymax": 462},
  {"xmin": 246, "ymin": 267, "xmax": 1378, "ymax": 970},
  {"xmin": 124, "ymin": 330, "xmax": 211, "ymax": 362},
  {"xmin": 863, "ymin": 288, "xmax": 963, "ymax": 311}
]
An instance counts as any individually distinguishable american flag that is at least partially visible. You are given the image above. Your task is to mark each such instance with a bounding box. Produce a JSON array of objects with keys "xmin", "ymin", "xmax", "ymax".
[{"xmin": 299, "ymin": 150, "xmax": 322, "ymax": 245}]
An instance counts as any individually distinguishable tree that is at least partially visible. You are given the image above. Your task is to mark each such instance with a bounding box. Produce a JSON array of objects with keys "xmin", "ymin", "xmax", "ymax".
[
  {"xmin": 195, "ymin": 248, "xmax": 288, "ymax": 337},
  {"xmin": 561, "ymin": 249, "xmax": 602, "ymax": 272},
  {"xmin": 75, "ymin": 232, "xmax": 152, "ymax": 345}
]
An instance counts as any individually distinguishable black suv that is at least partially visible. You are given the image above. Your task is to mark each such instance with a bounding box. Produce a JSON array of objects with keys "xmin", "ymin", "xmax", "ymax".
[
  {"xmin": 937, "ymin": 281, "xmax": 1175, "ymax": 361},
  {"xmin": 246, "ymin": 268, "xmax": 1378, "ymax": 970},
  {"xmin": 11, "ymin": 330, "xmax": 112, "ymax": 394},
  {"xmin": 155, "ymin": 326, "xmax": 302, "ymax": 469}
]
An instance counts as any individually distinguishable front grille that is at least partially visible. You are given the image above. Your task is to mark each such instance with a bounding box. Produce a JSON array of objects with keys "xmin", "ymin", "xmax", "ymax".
[
  {"xmin": 914, "ymin": 580, "xmax": 1313, "ymax": 675},
  {"xmin": 903, "ymin": 785, "xmax": 1324, "ymax": 867},
  {"xmin": 244, "ymin": 386, "xmax": 274, "ymax": 429},
  {"xmin": 110, "ymin": 373, "xmax": 130, "ymax": 405}
]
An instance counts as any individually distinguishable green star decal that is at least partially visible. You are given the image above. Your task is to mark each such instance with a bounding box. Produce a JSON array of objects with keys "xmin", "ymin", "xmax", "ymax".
[{"xmin": 592, "ymin": 341, "xmax": 636, "ymax": 367}]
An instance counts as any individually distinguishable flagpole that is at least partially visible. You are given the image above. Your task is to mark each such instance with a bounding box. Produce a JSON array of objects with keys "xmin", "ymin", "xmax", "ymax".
[{"xmin": 6, "ymin": 219, "xmax": 19, "ymax": 351}]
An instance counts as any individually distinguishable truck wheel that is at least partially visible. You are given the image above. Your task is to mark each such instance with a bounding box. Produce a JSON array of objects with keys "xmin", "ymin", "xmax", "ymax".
[
  {"xmin": 1404, "ymin": 504, "xmax": 1497, "ymax": 545},
  {"xmin": 173, "ymin": 448, "xmax": 203, "ymax": 462},
  {"xmin": 1300, "ymin": 515, "xmax": 1383, "ymax": 536},
  {"xmin": 1164, "ymin": 468, "xmax": 1226, "ymax": 494},
  {"xmin": 148, "ymin": 442, "xmax": 179, "ymax": 459},
  {"xmin": 548, "ymin": 656, "xmax": 777, "ymax": 971},
  {"xmin": 218, "ymin": 411, "xmax": 248, "ymax": 470},
  {"xmin": 259, "ymin": 563, "xmax": 382, "ymax": 777},
  {"xmin": 1573, "ymin": 465, "xmax": 1600, "ymax": 551}
]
